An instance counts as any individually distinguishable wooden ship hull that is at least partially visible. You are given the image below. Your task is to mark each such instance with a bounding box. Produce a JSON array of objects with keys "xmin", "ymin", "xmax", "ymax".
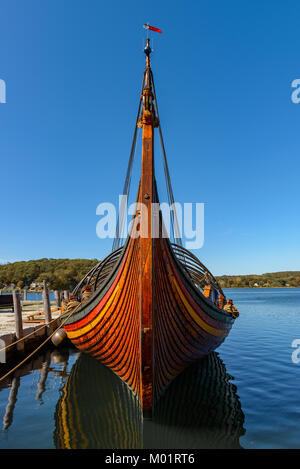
[{"xmin": 62, "ymin": 37, "xmax": 237, "ymax": 412}]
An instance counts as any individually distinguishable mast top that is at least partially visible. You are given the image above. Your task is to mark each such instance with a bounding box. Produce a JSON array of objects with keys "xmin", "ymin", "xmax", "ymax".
[
  {"xmin": 144, "ymin": 38, "xmax": 152, "ymax": 68},
  {"xmin": 142, "ymin": 23, "xmax": 162, "ymax": 68}
]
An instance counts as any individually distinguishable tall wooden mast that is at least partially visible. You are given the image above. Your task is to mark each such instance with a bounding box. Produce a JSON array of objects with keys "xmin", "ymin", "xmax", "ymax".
[{"xmin": 138, "ymin": 38, "xmax": 156, "ymax": 413}]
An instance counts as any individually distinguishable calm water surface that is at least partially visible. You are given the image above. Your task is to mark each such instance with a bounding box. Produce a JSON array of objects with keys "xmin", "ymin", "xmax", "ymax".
[
  {"xmin": 0, "ymin": 288, "xmax": 299, "ymax": 449},
  {"xmin": 2, "ymin": 292, "xmax": 55, "ymax": 301}
]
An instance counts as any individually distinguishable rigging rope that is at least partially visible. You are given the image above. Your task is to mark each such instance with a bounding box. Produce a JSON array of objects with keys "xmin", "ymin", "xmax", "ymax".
[
  {"xmin": 112, "ymin": 67, "xmax": 183, "ymax": 250},
  {"xmin": 150, "ymin": 69, "xmax": 183, "ymax": 246},
  {"xmin": 112, "ymin": 72, "xmax": 146, "ymax": 252}
]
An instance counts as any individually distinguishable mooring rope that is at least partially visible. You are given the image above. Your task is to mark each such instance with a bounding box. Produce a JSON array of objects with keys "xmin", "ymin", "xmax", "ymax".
[
  {"xmin": 0, "ymin": 314, "xmax": 61, "ymax": 355},
  {"xmin": 0, "ymin": 304, "xmax": 81, "ymax": 383}
]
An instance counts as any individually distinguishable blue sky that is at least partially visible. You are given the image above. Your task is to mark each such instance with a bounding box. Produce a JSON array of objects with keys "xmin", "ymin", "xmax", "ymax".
[{"xmin": 0, "ymin": 0, "xmax": 299, "ymax": 275}]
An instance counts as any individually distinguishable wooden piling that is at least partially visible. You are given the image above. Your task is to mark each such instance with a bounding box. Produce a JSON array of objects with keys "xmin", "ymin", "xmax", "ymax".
[
  {"xmin": 54, "ymin": 290, "xmax": 61, "ymax": 308},
  {"xmin": 42, "ymin": 281, "xmax": 52, "ymax": 328},
  {"xmin": 63, "ymin": 290, "xmax": 69, "ymax": 301},
  {"xmin": 23, "ymin": 289, "xmax": 27, "ymax": 302},
  {"xmin": 12, "ymin": 290, "xmax": 24, "ymax": 352}
]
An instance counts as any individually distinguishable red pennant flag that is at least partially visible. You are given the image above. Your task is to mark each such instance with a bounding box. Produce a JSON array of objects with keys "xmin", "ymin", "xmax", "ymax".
[{"xmin": 143, "ymin": 24, "xmax": 162, "ymax": 34}]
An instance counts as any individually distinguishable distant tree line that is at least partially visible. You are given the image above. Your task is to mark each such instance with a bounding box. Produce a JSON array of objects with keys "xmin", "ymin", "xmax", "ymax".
[
  {"xmin": 0, "ymin": 258, "xmax": 99, "ymax": 291},
  {"xmin": 216, "ymin": 271, "xmax": 300, "ymax": 288},
  {"xmin": 0, "ymin": 259, "xmax": 299, "ymax": 291}
]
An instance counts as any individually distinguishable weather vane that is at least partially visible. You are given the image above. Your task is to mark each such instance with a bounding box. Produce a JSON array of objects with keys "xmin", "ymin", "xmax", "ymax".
[{"xmin": 143, "ymin": 23, "xmax": 162, "ymax": 34}]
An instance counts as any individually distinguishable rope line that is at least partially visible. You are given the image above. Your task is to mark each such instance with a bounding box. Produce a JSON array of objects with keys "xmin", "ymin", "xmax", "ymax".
[
  {"xmin": 112, "ymin": 72, "xmax": 146, "ymax": 252},
  {"xmin": 0, "ymin": 314, "xmax": 62, "ymax": 354},
  {"xmin": 0, "ymin": 304, "xmax": 81, "ymax": 383},
  {"xmin": 150, "ymin": 69, "xmax": 183, "ymax": 246},
  {"xmin": 112, "ymin": 67, "xmax": 183, "ymax": 249}
]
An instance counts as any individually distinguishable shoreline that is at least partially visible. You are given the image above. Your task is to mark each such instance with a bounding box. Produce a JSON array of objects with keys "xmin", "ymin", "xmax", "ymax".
[{"xmin": 223, "ymin": 286, "xmax": 300, "ymax": 289}]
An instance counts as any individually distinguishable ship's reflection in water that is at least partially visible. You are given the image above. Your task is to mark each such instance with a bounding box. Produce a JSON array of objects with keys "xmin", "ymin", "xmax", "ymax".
[{"xmin": 54, "ymin": 352, "xmax": 245, "ymax": 449}]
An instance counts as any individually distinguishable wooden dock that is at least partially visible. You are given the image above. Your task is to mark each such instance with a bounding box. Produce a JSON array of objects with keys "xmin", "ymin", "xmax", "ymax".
[{"xmin": 0, "ymin": 286, "xmax": 66, "ymax": 364}]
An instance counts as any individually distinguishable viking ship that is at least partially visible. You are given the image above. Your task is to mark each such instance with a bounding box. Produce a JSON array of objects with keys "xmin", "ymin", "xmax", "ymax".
[
  {"xmin": 62, "ymin": 36, "xmax": 238, "ymax": 413},
  {"xmin": 54, "ymin": 352, "xmax": 245, "ymax": 449}
]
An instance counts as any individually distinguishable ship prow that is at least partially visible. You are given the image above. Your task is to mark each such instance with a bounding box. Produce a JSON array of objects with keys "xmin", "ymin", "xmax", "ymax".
[{"xmin": 62, "ymin": 36, "xmax": 237, "ymax": 412}]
